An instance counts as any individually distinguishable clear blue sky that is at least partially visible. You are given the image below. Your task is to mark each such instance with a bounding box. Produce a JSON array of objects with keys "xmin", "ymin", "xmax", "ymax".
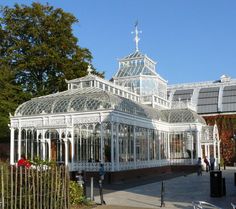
[{"xmin": 2, "ymin": 0, "xmax": 236, "ymax": 84}]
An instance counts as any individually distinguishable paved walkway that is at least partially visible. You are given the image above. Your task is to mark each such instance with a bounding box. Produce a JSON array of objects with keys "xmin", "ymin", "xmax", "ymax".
[{"xmin": 93, "ymin": 167, "xmax": 236, "ymax": 209}]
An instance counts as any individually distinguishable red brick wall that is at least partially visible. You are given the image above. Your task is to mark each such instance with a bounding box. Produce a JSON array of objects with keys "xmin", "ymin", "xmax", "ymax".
[
  {"xmin": 80, "ymin": 165, "xmax": 197, "ymax": 184},
  {"xmin": 203, "ymin": 114, "xmax": 236, "ymax": 165},
  {"xmin": 0, "ymin": 142, "xmax": 10, "ymax": 161}
]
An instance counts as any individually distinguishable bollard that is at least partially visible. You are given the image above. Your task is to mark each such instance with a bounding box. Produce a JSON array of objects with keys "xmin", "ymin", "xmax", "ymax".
[
  {"xmin": 82, "ymin": 171, "xmax": 87, "ymax": 197},
  {"xmin": 160, "ymin": 181, "xmax": 165, "ymax": 207},
  {"xmin": 99, "ymin": 179, "xmax": 106, "ymax": 205},
  {"xmin": 90, "ymin": 177, "xmax": 94, "ymax": 201}
]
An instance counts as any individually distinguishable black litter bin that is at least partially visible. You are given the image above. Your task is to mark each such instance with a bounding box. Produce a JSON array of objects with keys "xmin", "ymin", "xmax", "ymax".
[
  {"xmin": 210, "ymin": 171, "xmax": 222, "ymax": 197},
  {"xmin": 234, "ymin": 173, "xmax": 236, "ymax": 186}
]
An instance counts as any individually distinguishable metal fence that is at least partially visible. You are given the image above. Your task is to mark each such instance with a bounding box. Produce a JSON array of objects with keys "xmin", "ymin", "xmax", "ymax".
[{"xmin": 0, "ymin": 164, "xmax": 70, "ymax": 209}]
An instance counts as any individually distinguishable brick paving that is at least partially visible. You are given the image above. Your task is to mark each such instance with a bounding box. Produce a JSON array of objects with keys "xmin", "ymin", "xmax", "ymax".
[{"xmin": 92, "ymin": 167, "xmax": 236, "ymax": 209}]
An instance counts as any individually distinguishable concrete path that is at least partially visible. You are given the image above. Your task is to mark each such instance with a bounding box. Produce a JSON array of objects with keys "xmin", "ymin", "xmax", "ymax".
[{"xmin": 94, "ymin": 167, "xmax": 236, "ymax": 209}]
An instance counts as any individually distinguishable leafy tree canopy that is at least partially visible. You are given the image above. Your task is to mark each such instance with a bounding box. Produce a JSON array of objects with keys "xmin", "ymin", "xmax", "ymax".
[
  {"xmin": 0, "ymin": 65, "xmax": 31, "ymax": 140},
  {"xmin": 0, "ymin": 2, "xmax": 103, "ymax": 97},
  {"xmin": 0, "ymin": 3, "xmax": 104, "ymax": 142}
]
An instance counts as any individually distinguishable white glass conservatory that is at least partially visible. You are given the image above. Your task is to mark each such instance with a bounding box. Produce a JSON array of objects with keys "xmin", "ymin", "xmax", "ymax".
[
  {"xmin": 9, "ymin": 25, "xmax": 221, "ymax": 172},
  {"xmin": 10, "ymin": 75, "xmax": 220, "ymax": 172}
]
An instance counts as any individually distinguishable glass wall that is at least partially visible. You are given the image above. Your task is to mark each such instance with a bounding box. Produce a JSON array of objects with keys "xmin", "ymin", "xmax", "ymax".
[
  {"xmin": 17, "ymin": 129, "xmax": 37, "ymax": 161},
  {"xmin": 169, "ymin": 132, "xmax": 196, "ymax": 164},
  {"xmin": 159, "ymin": 131, "xmax": 168, "ymax": 159},
  {"xmin": 73, "ymin": 122, "xmax": 112, "ymax": 163},
  {"xmin": 118, "ymin": 124, "xmax": 134, "ymax": 162},
  {"xmin": 135, "ymin": 127, "xmax": 148, "ymax": 161},
  {"xmin": 141, "ymin": 78, "xmax": 159, "ymax": 96},
  {"xmin": 103, "ymin": 123, "xmax": 111, "ymax": 162},
  {"xmin": 154, "ymin": 130, "xmax": 160, "ymax": 160},
  {"xmin": 74, "ymin": 124, "xmax": 101, "ymax": 163},
  {"xmin": 14, "ymin": 129, "xmax": 19, "ymax": 161}
]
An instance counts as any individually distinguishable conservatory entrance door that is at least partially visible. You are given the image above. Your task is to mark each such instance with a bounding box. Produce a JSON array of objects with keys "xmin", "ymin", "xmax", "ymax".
[
  {"xmin": 51, "ymin": 139, "xmax": 57, "ymax": 162},
  {"xmin": 51, "ymin": 138, "xmax": 65, "ymax": 163}
]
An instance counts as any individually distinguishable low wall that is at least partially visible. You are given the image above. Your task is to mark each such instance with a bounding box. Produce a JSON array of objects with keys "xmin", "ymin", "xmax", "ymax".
[{"xmin": 72, "ymin": 165, "xmax": 197, "ymax": 184}]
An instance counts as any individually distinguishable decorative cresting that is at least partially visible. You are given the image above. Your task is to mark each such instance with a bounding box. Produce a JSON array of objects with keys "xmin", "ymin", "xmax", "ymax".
[
  {"xmin": 213, "ymin": 123, "xmax": 220, "ymax": 141},
  {"xmin": 161, "ymin": 109, "xmax": 206, "ymax": 124}
]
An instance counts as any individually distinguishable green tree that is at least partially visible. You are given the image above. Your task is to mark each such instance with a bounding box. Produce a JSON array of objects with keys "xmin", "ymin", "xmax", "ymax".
[
  {"xmin": 0, "ymin": 2, "xmax": 103, "ymax": 97},
  {"xmin": 0, "ymin": 3, "xmax": 104, "ymax": 142},
  {"xmin": 0, "ymin": 65, "xmax": 30, "ymax": 141}
]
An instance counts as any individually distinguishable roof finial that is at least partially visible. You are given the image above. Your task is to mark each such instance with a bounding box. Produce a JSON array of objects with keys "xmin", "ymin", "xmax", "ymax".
[
  {"xmin": 87, "ymin": 64, "xmax": 92, "ymax": 74},
  {"xmin": 132, "ymin": 21, "xmax": 142, "ymax": 52}
]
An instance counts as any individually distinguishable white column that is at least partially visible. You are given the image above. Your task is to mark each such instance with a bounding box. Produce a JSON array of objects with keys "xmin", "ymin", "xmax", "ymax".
[
  {"xmin": 41, "ymin": 139, "xmax": 46, "ymax": 160},
  {"xmin": 31, "ymin": 129, "xmax": 34, "ymax": 160},
  {"xmin": 116, "ymin": 123, "xmax": 120, "ymax": 171},
  {"xmin": 213, "ymin": 140, "xmax": 216, "ymax": 158},
  {"xmin": 217, "ymin": 140, "xmax": 221, "ymax": 165},
  {"xmin": 47, "ymin": 139, "xmax": 51, "ymax": 161},
  {"xmin": 204, "ymin": 144, "xmax": 207, "ymax": 158},
  {"xmin": 147, "ymin": 129, "xmax": 150, "ymax": 163},
  {"xmin": 100, "ymin": 122, "xmax": 104, "ymax": 163},
  {"xmin": 79, "ymin": 126, "xmax": 82, "ymax": 161},
  {"xmin": 42, "ymin": 130, "xmax": 46, "ymax": 160},
  {"xmin": 167, "ymin": 133, "xmax": 170, "ymax": 163},
  {"xmin": 158, "ymin": 131, "xmax": 161, "ymax": 161},
  {"xmin": 86, "ymin": 125, "xmax": 89, "ymax": 162},
  {"xmin": 213, "ymin": 140, "xmax": 217, "ymax": 167},
  {"xmin": 196, "ymin": 130, "xmax": 201, "ymax": 158},
  {"xmin": 191, "ymin": 135, "xmax": 194, "ymax": 165},
  {"xmin": 111, "ymin": 122, "xmax": 114, "ymax": 171},
  {"xmin": 59, "ymin": 129, "xmax": 62, "ymax": 162},
  {"xmin": 207, "ymin": 144, "xmax": 210, "ymax": 159},
  {"xmin": 153, "ymin": 131, "xmax": 156, "ymax": 160},
  {"xmin": 133, "ymin": 125, "xmax": 136, "ymax": 169},
  {"xmin": 36, "ymin": 130, "xmax": 40, "ymax": 157},
  {"xmin": 25, "ymin": 129, "xmax": 28, "ymax": 159},
  {"xmin": 71, "ymin": 126, "xmax": 75, "ymax": 164},
  {"xmin": 18, "ymin": 127, "xmax": 22, "ymax": 160},
  {"xmin": 64, "ymin": 139, "xmax": 68, "ymax": 166},
  {"xmin": 10, "ymin": 127, "xmax": 15, "ymax": 165}
]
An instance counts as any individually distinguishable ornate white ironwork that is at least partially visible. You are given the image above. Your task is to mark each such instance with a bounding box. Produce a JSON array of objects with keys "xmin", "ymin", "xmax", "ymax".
[{"xmin": 87, "ymin": 64, "xmax": 93, "ymax": 74}]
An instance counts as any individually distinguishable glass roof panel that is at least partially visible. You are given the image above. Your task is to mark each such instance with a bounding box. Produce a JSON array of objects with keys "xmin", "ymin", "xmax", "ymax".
[
  {"xmin": 15, "ymin": 88, "xmax": 165, "ymax": 121},
  {"xmin": 70, "ymin": 96, "xmax": 87, "ymax": 112},
  {"xmin": 16, "ymin": 100, "xmax": 37, "ymax": 116},
  {"xmin": 116, "ymin": 65, "xmax": 144, "ymax": 77},
  {"xmin": 15, "ymin": 87, "xmax": 205, "ymax": 125},
  {"xmin": 54, "ymin": 98, "xmax": 70, "ymax": 113},
  {"xmin": 161, "ymin": 109, "xmax": 206, "ymax": 124},
  {"xmin": 122, "ymin": 51, "xmax": 144, "ymax": 60},
  {"xmin": 142, "ymin": 67, "xmax": 156, "ymax": 76},
  {"xmin": 36, "ymin": 99, "xmax": 54, "ymax": 114}
]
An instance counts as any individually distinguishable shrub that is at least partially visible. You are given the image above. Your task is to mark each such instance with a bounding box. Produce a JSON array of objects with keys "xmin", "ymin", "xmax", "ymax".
[{"xmin": 69, "ymin": 180, "xmax": 85, "ymax": 205}]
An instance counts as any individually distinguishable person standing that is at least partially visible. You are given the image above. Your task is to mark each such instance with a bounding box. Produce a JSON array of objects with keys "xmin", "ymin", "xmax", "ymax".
[
  {"xmin": 203, "ymin": 156, "xmax": 210, "ymax": 172},
  {"xmin": 210, "ymin": 156, "xmax": 215, "ymax": 171},
  {"xmin": 197, "ymin": 157, "xmax": 202, "ymax": 176},
  {"xmin": 99, "ymin": 163, "xmax": 105, "ymax": 181},
  {"xmin": 76, "ymin": 171, "xmax": 84, "ymax": 187},
  {"xmin": 98, "ymin": 163, "xmax": 106, "ymax": 205},
  {"xmin": 17, "ymin": 154, "xmax": 31, "ymax": 168}
]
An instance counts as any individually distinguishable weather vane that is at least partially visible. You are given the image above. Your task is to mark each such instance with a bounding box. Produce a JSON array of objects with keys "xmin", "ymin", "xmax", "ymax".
[{"xmin": 131, "ymin": 21, "xmax": 142, "ymax": 52}]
